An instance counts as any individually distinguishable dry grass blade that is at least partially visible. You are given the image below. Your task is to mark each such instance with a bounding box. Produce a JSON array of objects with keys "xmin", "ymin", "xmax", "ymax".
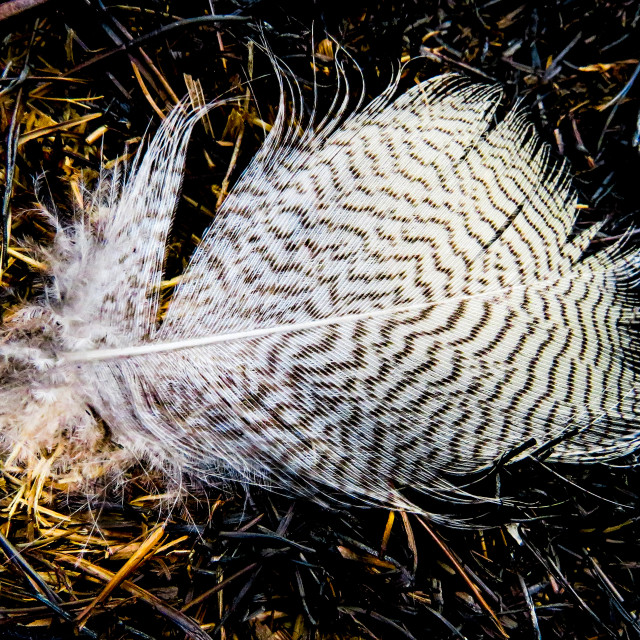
[
  {"xmin": 521, "ymin": 535, "xmax": 618, "ymax": 638},
  {"xmin": 5, "ymin": 247, "xmax": 47, "ymax": 270},
  {"xmin": 585, "ymin": 551, "xmax": 640, "ymax": 634},
  {"xmin": 340, "ymin": 606, "xmax": 418, "ymax": 640},
  {"xmin": 380, "ymin": 510, "xmax": 395, "ymax": 557},
  {"xmin": 400, "ymin": 510, "xmax": 418, "ymax": 574},
  {"xmin": 131, "ymin": 60, "xmax": 166, "ymax": 119},
  {"xmin": 215, "ymin": 89, "xmax": 250, "ymax": 209},
  {"xmin": 55, "ymin": 552, "xmax": 213, "ymax": 640},
  {"xmin": 75, "ymin": 524, "xmax": 166, "ymax": 628},
  {"xmin": 17, "ymin": 112, "xmax": 102, "ymax": 145}
]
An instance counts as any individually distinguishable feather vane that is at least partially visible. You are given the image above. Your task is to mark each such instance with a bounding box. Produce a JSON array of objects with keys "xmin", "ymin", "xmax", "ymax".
[{"xmin": 2, "ymin": 73, "xmax": 640, "ymax": 512}]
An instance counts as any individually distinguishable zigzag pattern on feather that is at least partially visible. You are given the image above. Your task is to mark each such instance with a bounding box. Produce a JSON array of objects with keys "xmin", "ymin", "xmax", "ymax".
[{"xmin": 1, "ymin": 70, "xmax": 640, "ymax": 514}]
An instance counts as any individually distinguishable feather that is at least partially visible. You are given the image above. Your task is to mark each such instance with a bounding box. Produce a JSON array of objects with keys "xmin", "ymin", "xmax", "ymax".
[{"xmin": 2, "ymin": 71, "xmax": 640, "ymax": 515}]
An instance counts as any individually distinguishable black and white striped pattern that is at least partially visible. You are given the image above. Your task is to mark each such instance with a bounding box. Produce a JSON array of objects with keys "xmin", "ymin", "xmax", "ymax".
[{"xmin": 2, "ymin": 74, "xmax": 639, "ymax": 511}]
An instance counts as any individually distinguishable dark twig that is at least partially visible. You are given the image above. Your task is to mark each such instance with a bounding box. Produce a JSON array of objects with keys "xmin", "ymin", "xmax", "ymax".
[
  {"xmin": 517, "ymin": 573, "xmax": 541, "ymax": 640},
  {"xmin": 65, "ymin": 15, "xmax": 252, "ymax": 78},
  {"xmin": 0, "ymin": 530, "xmax": 60, "ymax": 605},
  {"xmin": 1, "ymin": 87, "xmax": 21, "ymax": 270},
  {"xmin": 521, "ymin": 534, "xmax": 618, "ymax": 639},
  {"xmin": 416, "ymin": 516, "xmax": 510, "ymax": 639}
]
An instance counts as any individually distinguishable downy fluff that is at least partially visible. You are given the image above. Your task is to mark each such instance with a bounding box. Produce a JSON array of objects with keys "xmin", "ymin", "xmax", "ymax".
[{"xmin": 2, "ymin": 72, "xmax": 640, "ymax": 512}]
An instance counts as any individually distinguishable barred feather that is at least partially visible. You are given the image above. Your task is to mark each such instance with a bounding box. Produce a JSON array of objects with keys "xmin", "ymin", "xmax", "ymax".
[{"xmin": 2, "ymin": 72, "xmax": 639, "ymax": 515}]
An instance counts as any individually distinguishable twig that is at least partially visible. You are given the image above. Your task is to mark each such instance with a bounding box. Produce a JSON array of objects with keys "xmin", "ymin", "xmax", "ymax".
[
  {"xmin": 521, "ymin": 535, "xmax": 618, "ymax": 638},
  {"xmin": 181, "ymin": 562, "xmax": 258, "ymax": 613},
  {"xmin": 517, "ymin": 573, "xmax": 541, "ymax": 640},
  {"xmin": 1, "ymin": 87, "xmax": 21, "ymax": 270},
  {"xmin": 0, "ymin": 530, "xmax": 61, "ymax": 604},
  {"xmin": 400, "ymin": 510, "xmax": 418, "ymax": 573},
  {"xmin": 64, "ymin": 15, "xmax": 252, "ymax": 79},
  {"xmin": 416, "ymin": 516, "xmax": 509, "ymax": 639},
  {"xmin": 419, "ymin": 46, "xmax": 498, "ymax": 82}
]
